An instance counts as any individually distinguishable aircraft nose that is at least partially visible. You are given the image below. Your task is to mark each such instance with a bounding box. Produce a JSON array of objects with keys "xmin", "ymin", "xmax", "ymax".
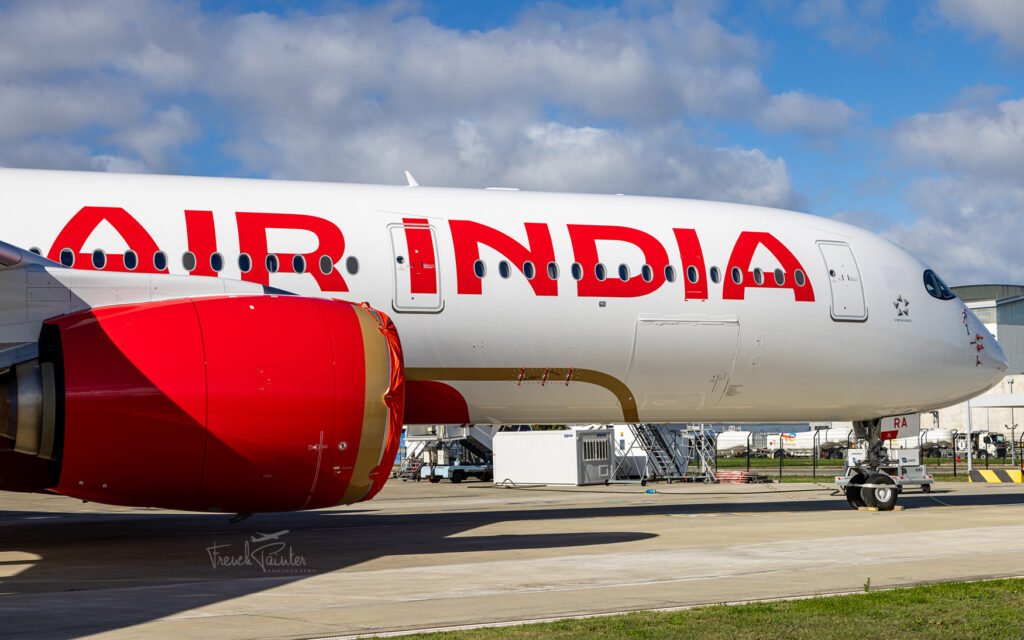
[
  {"xmin": 964, "ymin": 308, "xmax": 1007, "ymax": 380},
  {"xmin": 979, "ymin": 325, "xmax": 1008, "ymax": 373}
]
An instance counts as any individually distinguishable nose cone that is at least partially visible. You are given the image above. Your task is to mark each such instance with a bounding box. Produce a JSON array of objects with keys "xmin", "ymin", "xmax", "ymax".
[
  {"xmin": 965, "ymin": 310, "xmax": 1007, "ymax": 393},
  {"xmin": 980, "ymin": 325, "xmax": 1009, "ymax": 373}
]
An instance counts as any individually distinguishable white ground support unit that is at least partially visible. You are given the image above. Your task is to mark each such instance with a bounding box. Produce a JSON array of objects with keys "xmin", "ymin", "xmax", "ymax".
[
  {"xmin": 493, "ymin": 428, "xmax": 614, "ymax": 486},
  {"xmin": 835, "ymin": 447, "xmax": 934, "ymax": 506}
]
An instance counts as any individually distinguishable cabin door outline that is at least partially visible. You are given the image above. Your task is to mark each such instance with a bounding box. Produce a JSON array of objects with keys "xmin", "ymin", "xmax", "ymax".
[
  {"xmin": 817, "ymin": 241, "xmax": 867, "ymax": 322},
  {"xmin": 389, "ymin": 220, "xmax": 444, "ymax": 313}
]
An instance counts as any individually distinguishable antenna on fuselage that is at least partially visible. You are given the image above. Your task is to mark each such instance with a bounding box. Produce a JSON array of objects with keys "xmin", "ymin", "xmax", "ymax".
[{"xmin": 404, "ymin": 170, "xmax": 419, "ymax": 187}]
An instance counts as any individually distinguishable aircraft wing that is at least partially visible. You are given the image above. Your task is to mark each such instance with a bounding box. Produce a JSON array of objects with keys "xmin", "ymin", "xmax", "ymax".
[
  {"xmin": 0, "ymin": 239, "xmax": 62, "ymax": 271},
  {"xmin": 0, "ymin": 240, "xmax": 63, "ymax": 368}
]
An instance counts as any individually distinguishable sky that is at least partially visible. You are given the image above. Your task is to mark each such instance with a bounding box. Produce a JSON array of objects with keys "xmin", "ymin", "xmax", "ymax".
[{"xmin": 1, "ymin": 0, "xmax": 1023, "ymax": 285}]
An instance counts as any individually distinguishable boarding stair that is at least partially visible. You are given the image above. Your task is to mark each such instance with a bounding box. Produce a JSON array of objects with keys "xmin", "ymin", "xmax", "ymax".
[
  {"xmin": 687, "ymin": 425, "xmax": 718, "ymax": 483},
  {"xmin": 614, "ymin": 424, "xmax": 718, "ymax": 483},
  {"xmin": 626, "ymin": 424, "xmax": 689, "ymax": 482}
]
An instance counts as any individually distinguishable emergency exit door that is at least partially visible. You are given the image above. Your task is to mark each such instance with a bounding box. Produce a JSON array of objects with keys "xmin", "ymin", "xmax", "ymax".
[
  {"xmin": 389, "ymin": 219, "xmax": 444, "ymax": 313},
  {"xmin": 818, "ymin": 241, "xmax": 867, "ymax": 322}
]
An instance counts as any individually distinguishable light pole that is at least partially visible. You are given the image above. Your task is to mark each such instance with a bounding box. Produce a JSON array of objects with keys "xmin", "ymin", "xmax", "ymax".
[
  {"xmin": 1009, "ymin": 378, "xmax": 1016, "ymax": 466},
  {"xmin": 1009, "ymin": 423, "xmax": 1018, "ymax": 467},
  {"xmin": 967, "ymin": 399, "xmax": 974, "ymax": 473}
]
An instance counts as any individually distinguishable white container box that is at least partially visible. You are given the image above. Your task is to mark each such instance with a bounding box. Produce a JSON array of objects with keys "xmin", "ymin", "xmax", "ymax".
[{"xmin": 492, "ymin": 428, "xmax": 613, "ymax": 486}]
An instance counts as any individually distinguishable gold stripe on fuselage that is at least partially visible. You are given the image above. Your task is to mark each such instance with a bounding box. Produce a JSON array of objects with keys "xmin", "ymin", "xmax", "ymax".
[{"xmin": 406, "ymin": 367, "xmax": 639, "ymax": 423}]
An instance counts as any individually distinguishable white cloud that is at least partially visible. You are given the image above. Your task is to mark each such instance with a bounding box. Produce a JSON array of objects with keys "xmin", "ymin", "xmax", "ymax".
[
  {"xmin": 757, "ymin": 91, "xmax": 855, "ymax": 135},
  {"xmin": 886, "ymin": 177, "xmax": 1024, "ymax": 284},
  {"xmin": 893, "ymin": 99, "xmax": 1024, "ymax": 179},
  {"xmin": 887, "ymin": 97, "xmax": 1024, "ymax": 284},
  {"xmin": 0, "ymin": 80, "xmax": 142, "ymax": 142},
  {"xmin": 937, "ymin": 0, "xmax": 1024, "ymax": 52},
  {"xmin": 0, "ymin": 0, "xmax": 850, "ymax": 207},
  {"xmin": 830, "ymin": 209, "xmax": 890, "ymax": 231},
  {"xmin": 786, "ymin": 0, "xmax": 891, "ymax": 52},
  {"xmin": 112, "ymin": 106, "xmax": 199, "ymax": 171},
  {"xmin": 0, "ymin": 139, "xmax": 143, "ymax": 173}
]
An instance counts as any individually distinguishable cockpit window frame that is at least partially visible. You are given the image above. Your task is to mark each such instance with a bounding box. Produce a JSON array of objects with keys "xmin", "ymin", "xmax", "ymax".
[{"xmin": 923, "ymin": 269, "xmax": 956, "ymax": 301}]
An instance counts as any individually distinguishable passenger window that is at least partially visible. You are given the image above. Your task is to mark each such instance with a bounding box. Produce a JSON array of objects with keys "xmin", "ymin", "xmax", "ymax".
[
  {"xmin": 124, "ymin": 250, "xmax": 138, "ymax": 271},
  {"xmin": 731, "ymin": 266, "xmax": 743, "ymax": 284},
  {"xmin": 239, "ymin": 253, "xmax": 253, "ymax": 273},
  {"xmin": 29, "ymin": 247, "xmax": 41, "ymax": 256},
  {"xmin": 266, "ymin": 254, "xmax": 279, "ymax": 273},
  {"xmin": 59, "ymin": 249, "xmax": 74, "ymax": 267},
  {"xmin": 709, "ymin": 266, "xmax": 721, "ymax": 284},
  {"xmin": 641, "ymin": 264, "xmax": 653, "ymax": 283},
  {"xmin": 686, "ymin": 265, "xmax": 699, "ymax": 284},
  {"xmin": 794, "ymin": 269, "xmax": 806, "ymax": 287},
  {"xmin": 210, "ymin": 252, "xmax": 224, "ymax": 272},
  {"xmin": 523, "ymin": 261, "xmax": 536, "ymax": 280},
  {"xmin": 292, "ymin": 255, "xmax": 307, "ymax": 274},
  {"xmin": 473, "ymin": 259, "xmax": 486, "ymax": 278},
  {"xmin": 92, "ymin": 249, "xmax": 106, "ymax": 270},
  {"xmin": 774, "ymin": 268, "xmax": 785, "ymax": 285},
  {"xmin": 182, "ymin": 252, "xmax": 197, "ymax": 272},
  {"xmin": 665, "ymin": 265, "xmax": 676, "ymax": 283},
  {"xmin": 499, "ymin": 260, "xmax": 511, "ymax": 278},
  {"xmin": 618, "ymin": 264, "xmax": 630, "ymax": 281},
  {"xmin": 571, "ymin": 263, "xmax": 583, "ymax": 281},
  {"xmin": 346, "ymin": 256, "xmax": 359, "ymax": 275},
  {"xmin": 318, "ymin": 255, "xmax": 333, "ymax": 275},
  {"xmin": 595, "ymin": 263, "xmax": 607, "ymax": 281},
  {"xmin": 753, "ymin": 268, "xmax": 764, "ymax": 285},
  {"xmin": 153, "ymin": 251, "xmax": 168, "ymax": 271},
  {"xmin": 547, "ymin": 262, "xmax": 559, "ymax": 280}
]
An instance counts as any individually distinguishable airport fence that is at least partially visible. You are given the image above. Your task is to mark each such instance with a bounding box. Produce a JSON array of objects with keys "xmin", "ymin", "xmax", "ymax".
[{"xmin": 716, "ymin": 430, "xmax": 1024, "ymax": 481}]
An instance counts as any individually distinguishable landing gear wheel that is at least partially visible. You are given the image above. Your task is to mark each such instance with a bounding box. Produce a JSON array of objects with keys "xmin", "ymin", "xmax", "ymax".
[
  {"xmin": 845, "ymin": 473, "xmax": 867, "ymax": 509},
  {"xmin": 860, "ymin": 473, "xmax": 897, "ymax": 511}
]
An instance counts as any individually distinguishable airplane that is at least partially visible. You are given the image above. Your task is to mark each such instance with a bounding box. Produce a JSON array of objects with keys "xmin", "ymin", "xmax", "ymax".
[{"xmin": 0, "ymin": 168, "xmax": 1006, "ymax": 514}]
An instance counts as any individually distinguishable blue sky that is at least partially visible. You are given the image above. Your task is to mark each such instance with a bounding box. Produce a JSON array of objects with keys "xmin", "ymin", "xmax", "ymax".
[{"xmin": 2, "ymin": 0, "xmax": 1024, "ymax": 284}]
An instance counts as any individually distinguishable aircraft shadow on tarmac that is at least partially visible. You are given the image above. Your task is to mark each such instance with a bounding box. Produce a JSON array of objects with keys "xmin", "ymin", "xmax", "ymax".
[{"xmin": 0, "ymin": 487, "xmax": 1022, "ymax": 639}]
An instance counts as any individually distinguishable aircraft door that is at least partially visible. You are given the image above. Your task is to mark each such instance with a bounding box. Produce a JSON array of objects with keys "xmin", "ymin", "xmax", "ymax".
[
  {"xmin": 389, "ymin": 219, "xmax": 444, "ymax": 313},
  {"xmin": 817, "ymin": 241, "xmax": 867, "ymax": 322},
  {"xmin": 626, "ymin": 317, "xmax": 741, "ymax": 414}
]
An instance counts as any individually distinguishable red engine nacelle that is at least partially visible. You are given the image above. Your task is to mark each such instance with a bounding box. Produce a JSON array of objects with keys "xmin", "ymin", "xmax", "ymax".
[{"xmin": 2, "ymin": 296, "xmax": 404, "ymax": 513}]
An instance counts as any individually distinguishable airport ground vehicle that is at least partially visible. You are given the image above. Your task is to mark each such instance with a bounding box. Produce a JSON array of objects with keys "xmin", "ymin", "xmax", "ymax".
[
  {"xmin": 420, "ymin": 463, "xmax": 493, "ymax": 483},
  {"xmin": 960, "ymin": 431, "xmax": 1008, "ymax": 458},
  {"xmin": 836, "ymin": 447, "xmax": 934, "ymax": 508},
  {"xmin": 717, "ymin": 428, "xmax": 854, "ymax": 459},
  {"xmin": 895, "ymin": 428, "xmax": 1009, "ymax": 459}
]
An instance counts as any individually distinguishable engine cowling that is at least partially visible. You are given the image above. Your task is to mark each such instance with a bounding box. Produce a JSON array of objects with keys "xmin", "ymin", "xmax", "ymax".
[{"xmin": 0, "ymin": 296, "xmax": 404, "ymax": 513}]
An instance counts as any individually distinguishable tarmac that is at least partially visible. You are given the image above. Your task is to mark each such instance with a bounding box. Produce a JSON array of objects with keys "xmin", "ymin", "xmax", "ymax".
[{"xmin": 1, "ymin": 479, "xmax": 1022, "ymax": 640}]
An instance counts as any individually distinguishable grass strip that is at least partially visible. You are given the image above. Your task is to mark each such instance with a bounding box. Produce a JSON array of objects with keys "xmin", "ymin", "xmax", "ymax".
[{"xmin": 382, "ymin": 578, "xmax": 1024, "ymax": 640}]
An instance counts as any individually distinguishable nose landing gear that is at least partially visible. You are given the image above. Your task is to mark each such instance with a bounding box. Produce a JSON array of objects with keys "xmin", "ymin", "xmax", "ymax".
[
  {"xmin": 860, "ymin": 473, "xmax": 898, "ymax": 510},
  {"xmin": 839, "ymin": 419, "xmax": 902, "ymax": 511}
]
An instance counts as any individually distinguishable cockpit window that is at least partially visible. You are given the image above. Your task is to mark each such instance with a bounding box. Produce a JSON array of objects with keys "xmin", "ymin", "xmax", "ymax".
[{"xmin": 923, "ymin": 269, "xmax": 956, "ymax": 300}]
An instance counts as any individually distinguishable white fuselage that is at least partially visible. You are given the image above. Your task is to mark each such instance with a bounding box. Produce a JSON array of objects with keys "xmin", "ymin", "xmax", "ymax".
[{"xmin": 0, "ymin": 169, "xmax": 1007, "ymax": 424}]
